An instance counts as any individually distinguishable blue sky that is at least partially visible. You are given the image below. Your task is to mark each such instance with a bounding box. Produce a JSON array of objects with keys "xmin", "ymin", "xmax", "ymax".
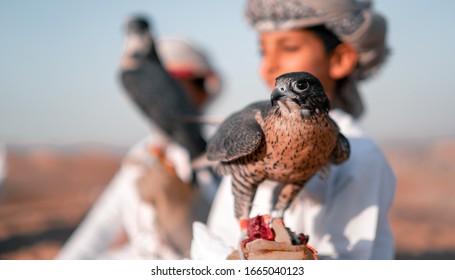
[{"xmin": 1, "ymin": 0, "xmax": 454, "ymax": 148}]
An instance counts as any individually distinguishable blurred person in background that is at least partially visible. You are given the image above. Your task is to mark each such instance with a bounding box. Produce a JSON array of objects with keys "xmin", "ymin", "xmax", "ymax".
[
  {"xmin": 192, "ymin": 0, "xmax": 396, "ymax": 260},
  {"xmin": 56, "ymin": 36, "xmax": 222, "ymax": 259}
]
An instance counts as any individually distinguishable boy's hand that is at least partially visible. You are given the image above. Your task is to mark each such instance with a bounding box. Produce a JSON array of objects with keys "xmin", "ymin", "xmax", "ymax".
[{"xmin": 136, "ymin": 154, "xmax": 196, "ymax": 257}]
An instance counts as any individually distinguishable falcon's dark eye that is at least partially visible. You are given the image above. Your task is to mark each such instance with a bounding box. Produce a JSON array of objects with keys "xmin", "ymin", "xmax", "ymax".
[{"xmin": 292, "ymin": 81, "xmax": 310, "ymax": 93}]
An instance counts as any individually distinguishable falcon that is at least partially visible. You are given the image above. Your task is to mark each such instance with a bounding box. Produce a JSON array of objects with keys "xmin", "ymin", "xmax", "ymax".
[
  {"xmin": 119, "ymin": 16, "xmax": 207, "ymax": 160},
  {"xmin": 207, "ymin": 72, "xmax": 350, "ymax": 229}
]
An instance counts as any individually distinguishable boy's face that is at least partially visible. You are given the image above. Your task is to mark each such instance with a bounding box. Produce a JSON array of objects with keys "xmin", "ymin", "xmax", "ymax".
[{"xmin": 259, "ymin": 29, "xmax": 333, "ymax": 97}]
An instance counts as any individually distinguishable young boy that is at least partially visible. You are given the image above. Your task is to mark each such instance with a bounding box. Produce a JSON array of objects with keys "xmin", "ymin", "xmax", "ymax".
[{"xmin": 193, "ymin": 0, "xmax": 395, "ymax": 260}]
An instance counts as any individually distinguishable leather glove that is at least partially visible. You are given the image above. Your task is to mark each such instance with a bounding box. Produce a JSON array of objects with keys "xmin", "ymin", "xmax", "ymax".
[{"xmin": 227, "ymin": 219, "xmax": 318, "ymax": 260}]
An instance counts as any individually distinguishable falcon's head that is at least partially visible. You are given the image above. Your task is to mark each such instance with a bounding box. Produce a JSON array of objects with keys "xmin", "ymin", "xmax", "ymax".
[
  {"xmin": 271, "ymin": 72, "xmax": 330, "ymax": 117},
  {"xmin": 120, "ymin": 16, "xmax": 155, "ymax": 70}
]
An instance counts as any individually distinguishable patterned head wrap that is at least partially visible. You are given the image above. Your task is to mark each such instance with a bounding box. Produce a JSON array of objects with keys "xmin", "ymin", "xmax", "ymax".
[{"xmin": 245, "ymin": 0, "xmax": 389, "ymax": 118}]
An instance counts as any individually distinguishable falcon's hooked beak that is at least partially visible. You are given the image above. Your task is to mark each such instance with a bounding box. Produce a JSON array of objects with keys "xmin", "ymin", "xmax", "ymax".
[
  {"xmin": 271, "ymin": 87, "xmax": 285, "ymax": 106},
  {"xmin": 271, "ymin": 86, "xmax": 300, "ymax": 107},
  {"xmin": 125, "ymin": 16, "xmax": 150, "ymax": 35}
]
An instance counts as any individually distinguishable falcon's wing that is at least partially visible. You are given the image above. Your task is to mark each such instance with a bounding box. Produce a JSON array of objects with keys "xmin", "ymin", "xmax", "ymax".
[
  {"xmin": 328, "ymin": 117, "xmax": 350, "ymax": 164},
  {"xmin": 207, "ymin": 101, "xmax": 272, "ymax": 162},
  {"xmin": 120, "ymin": 55, "xmax": 207, "ymax": 160}
]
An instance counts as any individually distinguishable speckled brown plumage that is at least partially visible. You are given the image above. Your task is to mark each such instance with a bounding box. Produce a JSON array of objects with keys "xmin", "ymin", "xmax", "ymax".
[{"xmin": 207, "ymin": 72, "xmax": 350, "ymax": 221}]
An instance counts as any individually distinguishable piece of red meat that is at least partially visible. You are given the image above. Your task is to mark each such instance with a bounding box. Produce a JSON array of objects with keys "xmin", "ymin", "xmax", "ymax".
[{"xmin": 241, "ymin": 215, "xmax": 274, "ymax": 247}]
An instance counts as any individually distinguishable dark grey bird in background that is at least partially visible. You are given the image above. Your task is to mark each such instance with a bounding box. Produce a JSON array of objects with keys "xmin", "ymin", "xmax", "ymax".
[
  {"xmin": 119, "ymin": 16, "xmax": 207, "ymax": 160},
  {"xmin": 206, "ymin": 72, "xmax": 350, "ymax": 229}
]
